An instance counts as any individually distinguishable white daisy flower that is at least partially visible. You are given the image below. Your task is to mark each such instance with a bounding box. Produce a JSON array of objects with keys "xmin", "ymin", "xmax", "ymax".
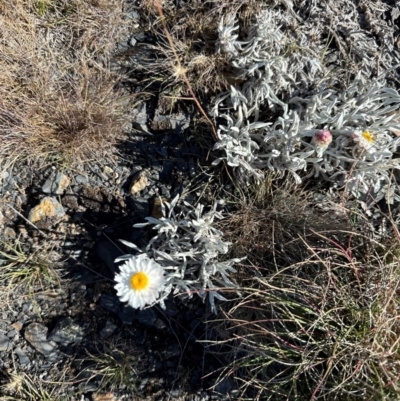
[
  {"xmin": 114, "ymin": 254, "xmax": 164, "ymax": 309},
  {"xmin": 352, "ymin": 129, "xmax": 376, "ymax": 151}
]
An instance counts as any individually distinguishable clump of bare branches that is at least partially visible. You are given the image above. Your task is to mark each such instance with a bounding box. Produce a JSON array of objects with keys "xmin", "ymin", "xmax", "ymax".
[{"xmin": 0, "ymin": 0, "xmax": 129, "ymax": 167}]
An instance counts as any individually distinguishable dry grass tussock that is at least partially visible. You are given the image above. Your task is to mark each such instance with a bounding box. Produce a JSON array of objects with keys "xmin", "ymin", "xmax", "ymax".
[
  {"xmin": 219, "ymin": 176, "xmax": 351, "ymax": 267},
  {"xmin": 0, "ymin": 0, "xmax": 128, "ymax": 167},
  {"xmin": 137, "ymin": 0, "xmax": 262, "ymax": 95},
  {"xmin": 210, "ymin": 181, "xmax": 400, "ymax": 400}
]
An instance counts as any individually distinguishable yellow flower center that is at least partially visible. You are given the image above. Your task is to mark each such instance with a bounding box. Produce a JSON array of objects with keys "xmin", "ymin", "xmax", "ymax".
[
  {"xmin": 362, "ymin": 131, "xmax": 374, "ymax": 143},
  {"xmin": 130, "ymin": 272, "xmax": 149, "ymax": 290}
]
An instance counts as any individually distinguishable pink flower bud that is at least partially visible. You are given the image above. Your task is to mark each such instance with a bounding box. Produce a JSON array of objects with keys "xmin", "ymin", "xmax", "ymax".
[{"xmin": 314, "ymin": 129, "xmax": 332, "ymax": 147}]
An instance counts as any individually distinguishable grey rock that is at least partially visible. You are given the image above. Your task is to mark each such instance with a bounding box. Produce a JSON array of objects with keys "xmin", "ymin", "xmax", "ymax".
[
  {"xmin": 24, "ymin": 322, "xmax": 59, "ymax": 361},
  {"xmin": 156, "ymin": 146, "xmax": 168, "ymax": 158},
  {"xmin": 152, "ymin": 113, "xmax": 169, "ymax": 125},
  {"xmin": 127, "ymin": 10, "xmax": 140, "ymax": 20},
  {"xmin": 154, "ymin": 319, "xmax": 167, "ymax": 330},
  {"xmin": 71, "ymin": 268, "xmax": 97, "ymax": 285},
  {"xmin": 14, "ymin": 347, "xmax": 30, "ymax": 365},
  {"xmin": 150, "ymin": 159, "xmax": 162, "ymax": 172},
  {"xmin": 214, "ymin": 376, "xmax": 236, "ymax": 395},
  {"xmin": 7, "ymin": 330, "xmax": 17, "ymax": 338},
  {"xmin": 135, "ymin": 105, "xmax": 147, "ymax": 125},
  {"xmin": 48, "ymin": 318, "xmax": 84, "ymax": 346},
  {"xmin": 164, "ymin": 300, "xmax": 179, "ymax": 317},
  {"xmin": 161, "ymin": 160, "xmax": 174, "ymax": 179},
  {"xmin": 22, "ymin": 302, "xmax": 32, "ymax": 312},
  {"xmin": 0, "ymin": 333, "xmax": 10, "ymax": 351},
  {"xmin": 170, "ymin": 113, "xmax": 190, "ymax": 134},
  {"xmin": 99, "ymin": 294, "xmax": 121, "ymax": 314},
  {"xmin": 118, "ymin": 306, "xmax": 135, "ymax": 324},
  {"xmin": 72, "ymin": 211, "xmax": 85, "ymax": 222},
  {"xmin": 137, "ymin": 308, "xmax": 157, "ymax": 326},
  {"xmin": 0, "ymin": 171, "xmax": 10, "ymax": 182},
  {"xmin": 130, "ymin": 36, "xmax": 137, "ymax": 47},
  {"xmin": 100, "ymin": 320, "xmax": 117, "ymax": 339},
  {"xmin": 160, "ymin": 185, "xmax": 170, "ymax": 198},
  {"xmin": 176, "ymin": 159, "xmax": 187, "ymax": 172},
  {"xmin": 117, "ymin": 41, "xmax": 129, "ymax": 53},
  {"xmin": 42, "ymin": 172, "xmax": 70, "ymax": 195},
  {"xmin": 162, "ymin": 344, "xmax": 180, "ymax": 359},
  {"xmin": 130, "ymin": 197, "xmax": 149, "ymax": 219},
  {"xmin": 96, "ymin": 240, "xmax": 123, "ymax": 273},
  {"xmin": 133, "ymin": 103, "xmax": 151, "ymax": 134},
  {"xmin": 133, "ymin": 32, "xmax": 146, "ymax": 41},
  {"xmin": 75, "ymin": 175, "xmax": 89, "ymax": 184}
]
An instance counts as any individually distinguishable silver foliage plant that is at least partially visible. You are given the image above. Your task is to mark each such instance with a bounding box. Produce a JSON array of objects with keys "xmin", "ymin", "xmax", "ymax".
[
  {"xmin": 116, "ymin": 196, "xmax": 243, "ymax": 313},
  {"xmin": 213, "ymin": 11, "xmax": 400, "ymax": 204}
]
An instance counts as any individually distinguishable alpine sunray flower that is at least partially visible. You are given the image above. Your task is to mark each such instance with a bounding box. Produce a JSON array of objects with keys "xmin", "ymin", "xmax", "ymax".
[{"xmin": 114, "ymin": 254, "xmax": 164, "ymax": 309}]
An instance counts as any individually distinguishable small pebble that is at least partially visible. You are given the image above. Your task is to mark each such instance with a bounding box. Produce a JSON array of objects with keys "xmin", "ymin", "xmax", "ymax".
[
  {"xmin": 0, "ymin": 333, "xmax": 10, "ymax": 351},
  {"xmin": 75, "ymin": 175, "xmax": 89, "ymax": 185},
  {"xmin": 14, "ymin": 347, "xmax": 30, "ymax": 365}
]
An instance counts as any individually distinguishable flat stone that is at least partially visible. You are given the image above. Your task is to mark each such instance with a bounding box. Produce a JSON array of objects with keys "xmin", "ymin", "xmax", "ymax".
[
  {"xmin": 118, "ymin": 306, "xmax": 135, "ymax": 324},
  {"xmin": 133, "ymin": 103, "xmax": 151, "ymax": 134},
  {"xmin": 14, "ymin": 347, "xmax": 30, "ymax": 365},
  {"xmin": 161, "ymin": 160, "xmax": 174, "ymax": 179},
  {"xmin": 24, "ymin": 322, "xmax": 59, "ymax": 361},
  {"xmin": 164, "ymin": 300, "xmax": 179, "ymax": 317},
  {"xmin": 48, "ymin": 318, "xmax": 83, "ymax": 346},
  {"xmin": 130, "ymin": 197, "xmax": 149, "ymax": 219},
  {"xmin": 75, "ymin": 175, "xmax": 89, "ymax": 184},
  {"xmin": 0, "ymin": 171, "xmax": 10, "ymax": 182},
  {"xmin": 160, "ymin": 185, "xmax": 170, "ymax": 198},
  {"xmin": 11, "ymin": 321, "xmax": 23, "ymax": 331},
  {"xmin": 0, "ymin": 333, "xmax": 10, "ymax": 351},
  {"xmin": 154, "ymin": 319, "xmax": 167, "ymax": 330},
  {"xmin": 96, "ymin": 240, "xmax": 123, "ymax": 273},
  {"xmin": 99, "ymin": 320, "xmax": 117, "ymax": 339},
  {"xmin": 137, "ymin": 308, "xmax": 157, "ymax": 327},
  {"xmin": 127, "ymin": 10, "xmax": 139, "ymax": 19},
  {"xmin": 99, "ymin": 294, "xmax": 121, "ymax": 314},
  {"xmin": 42, "ymin": 172, "xmax": 70, "ymax": 195},
  {"xmin": 28, "ymin": 197, "xmax": 65, "ymax": 223},
  {"xmin": 155, "ymin": 146, "xmax": 168, "ymax": 158},
  {"xmin": 129, "ymin": 171, "xmax": 148, "ymax": 195},
  {"xmin": 130, "ymin": 36, "xmax": 137, "ymax": 47}
]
